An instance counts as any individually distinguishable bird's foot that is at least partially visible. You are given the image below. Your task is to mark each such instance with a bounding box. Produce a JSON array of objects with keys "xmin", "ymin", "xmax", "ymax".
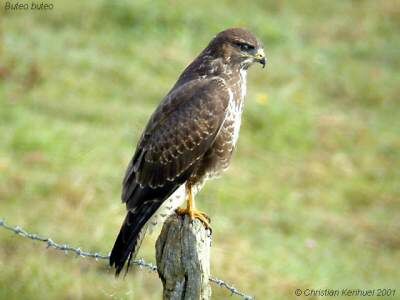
[{"xmin": 176, "ymin": 207, "xmax": 211, "ymax": 230}]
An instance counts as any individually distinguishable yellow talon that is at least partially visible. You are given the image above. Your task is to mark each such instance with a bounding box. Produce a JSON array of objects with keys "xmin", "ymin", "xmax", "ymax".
[
  {"xmin": 176, "ymin": 207, "xmax": 211, "ymax": 229},
  {"xmin": 175, "ymin": 184, "xmax": 212, "ymax": 229}
]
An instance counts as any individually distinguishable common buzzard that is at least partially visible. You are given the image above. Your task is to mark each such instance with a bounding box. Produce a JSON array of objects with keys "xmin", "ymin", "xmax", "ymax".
[{"xmin": 110, "ymin": 28, "xmax": 266, "ymax": 275}]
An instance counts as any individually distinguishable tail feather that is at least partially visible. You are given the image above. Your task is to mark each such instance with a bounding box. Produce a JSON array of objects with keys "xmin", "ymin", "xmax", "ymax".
[
  {"xmin": 111, "ymin": 165, "xmax": 196, "ymax": 275},
  {"xmin": 109, "ymin": 202, "xmax": 158, "ymax": 276}
]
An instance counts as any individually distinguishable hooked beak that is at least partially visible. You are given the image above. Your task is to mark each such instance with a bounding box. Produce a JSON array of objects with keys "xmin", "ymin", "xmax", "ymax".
[{"xmin": 254, "ymin": 48, "xmax": 266, "ymax": 68}]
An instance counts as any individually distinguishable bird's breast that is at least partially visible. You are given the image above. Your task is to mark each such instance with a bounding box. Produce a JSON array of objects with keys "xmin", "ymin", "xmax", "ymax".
[
  {"xmin": 188, "ymin": 72, "xmax": 247, "ymax": 185},
  {"xmin": 204, "ymin": 79, "xmax": 246, "ymax": 175},
  {"xmin": 223, "ymin": 70, "xmax": 247, "ymax": 147}
]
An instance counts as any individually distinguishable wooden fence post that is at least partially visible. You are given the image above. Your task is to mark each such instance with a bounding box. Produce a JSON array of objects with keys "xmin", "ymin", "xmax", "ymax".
[{"xmin": 156, "ymin": 213, "xmax": 212, "ymax": 300}]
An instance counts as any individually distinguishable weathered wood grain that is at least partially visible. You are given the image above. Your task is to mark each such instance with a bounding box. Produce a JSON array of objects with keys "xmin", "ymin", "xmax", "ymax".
[{"xmin": 156, "ymin": 214, "xmax": 212, "ymax": 300}]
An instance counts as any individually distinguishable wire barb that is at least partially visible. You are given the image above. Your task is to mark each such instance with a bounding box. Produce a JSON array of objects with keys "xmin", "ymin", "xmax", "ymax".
[{"xmin": 0, "ymin": 218, "xmax": 254, "ymax": 299}]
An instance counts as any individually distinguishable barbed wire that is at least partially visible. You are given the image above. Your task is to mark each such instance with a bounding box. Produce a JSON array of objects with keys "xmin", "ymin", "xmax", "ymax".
[
  {"xmin": 209, "ymin": 277, "xmax": 253, "ymax": 300},
  {"xmin": 0, "ymin": 218, "xmax": 254, "ymax": 300}
]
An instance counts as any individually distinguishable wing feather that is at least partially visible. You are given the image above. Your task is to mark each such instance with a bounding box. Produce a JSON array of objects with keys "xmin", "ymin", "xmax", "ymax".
[{"xmin": 122, "ymin": 77, "xmax": 230, "ymax": 208}]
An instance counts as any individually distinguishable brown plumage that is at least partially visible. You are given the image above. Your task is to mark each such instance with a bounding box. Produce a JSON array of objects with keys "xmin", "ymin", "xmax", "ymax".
[{"xmin": 110, "ymin": 28, "xmax": 266, "ymax": 275}]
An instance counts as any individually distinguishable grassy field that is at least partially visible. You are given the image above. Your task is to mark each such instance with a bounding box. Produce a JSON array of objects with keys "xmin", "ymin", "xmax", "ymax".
[{"xmin": 1, "ymin": 1, "xmax": 399, "ymax": 299}]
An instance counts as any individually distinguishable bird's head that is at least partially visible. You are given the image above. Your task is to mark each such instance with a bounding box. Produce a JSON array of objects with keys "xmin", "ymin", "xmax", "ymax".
[{"xmin": 209, "ymin": 28, "xmax": 266, "ymax": 70}]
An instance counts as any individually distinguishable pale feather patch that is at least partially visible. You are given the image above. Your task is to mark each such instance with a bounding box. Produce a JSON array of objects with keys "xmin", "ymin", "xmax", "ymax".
[
  {"xmin": 146, "ymin": 184, "xmax": 186, "ymax": 234},
  {"xmin": 229, "ymin": 69, "xmax": 247, "ymax": 145},
  {"xmin": 240, "ymin": 68, "xmax": 247, "ymax": 102}
]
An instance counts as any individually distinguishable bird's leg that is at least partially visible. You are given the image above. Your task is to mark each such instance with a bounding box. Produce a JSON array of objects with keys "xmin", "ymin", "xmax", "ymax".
[{"xmin": 176, "ymin": 184, "xmax": 211, "ymax": 229}]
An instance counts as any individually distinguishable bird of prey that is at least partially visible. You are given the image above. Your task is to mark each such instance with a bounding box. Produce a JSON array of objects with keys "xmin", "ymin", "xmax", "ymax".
[{"xmin": 110, "ymin": 28, "xmax": 266, "ymax": 275}]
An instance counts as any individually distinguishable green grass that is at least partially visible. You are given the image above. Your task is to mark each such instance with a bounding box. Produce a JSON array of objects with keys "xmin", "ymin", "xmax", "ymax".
[{"xmin": 1, "ymin": 1, "xmax": 400, "ymax": 299}]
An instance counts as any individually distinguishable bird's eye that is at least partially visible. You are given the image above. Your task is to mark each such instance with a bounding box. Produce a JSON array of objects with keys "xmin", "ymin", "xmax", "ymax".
[{"xmin": 235, "ymin": 42, "xmax": 255, "ymax": 52}]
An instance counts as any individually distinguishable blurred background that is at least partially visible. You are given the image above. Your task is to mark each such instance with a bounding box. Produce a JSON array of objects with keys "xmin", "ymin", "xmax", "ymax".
[{"xmin": 1, "ymin": 1, "xmax": 399, "ymax": 299}]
